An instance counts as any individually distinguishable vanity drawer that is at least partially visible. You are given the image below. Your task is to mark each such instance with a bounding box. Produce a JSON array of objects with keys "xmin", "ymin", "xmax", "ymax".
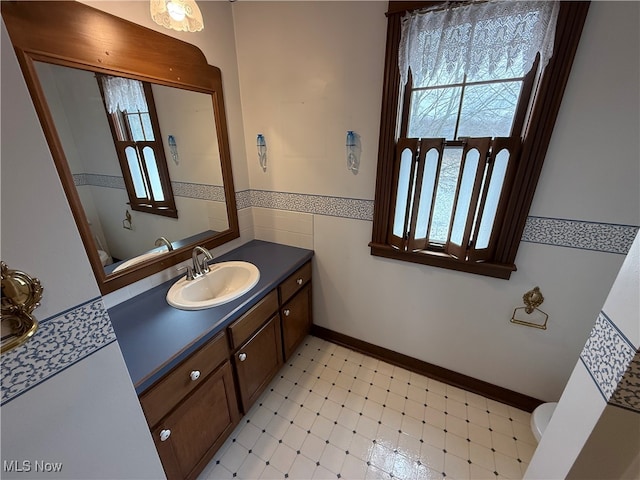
[
  {"xmin": 140, "ymin": 331, "xmax": 229, "ymax": 428},
  {"xmin": 279, "ymin": 261, "xmax": 312, "ymax": 305},
  {"xmin": 228, "ymin": 290, "xmax": 278, "ymax": 349}
]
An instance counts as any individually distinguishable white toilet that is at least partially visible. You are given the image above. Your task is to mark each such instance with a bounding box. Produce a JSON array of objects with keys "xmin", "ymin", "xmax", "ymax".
[{"xmin": 531, "ymin": 401, "xmax": 558, "ymax": 442}]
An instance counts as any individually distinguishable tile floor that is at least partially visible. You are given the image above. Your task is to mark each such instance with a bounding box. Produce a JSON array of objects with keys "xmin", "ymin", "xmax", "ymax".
[{"xmin": 198, "ymin": 336, "xmax": 538, "ymax": 480}]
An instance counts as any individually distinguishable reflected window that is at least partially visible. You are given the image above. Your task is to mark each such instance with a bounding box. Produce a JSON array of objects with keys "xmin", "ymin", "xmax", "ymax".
[{"xmin": 97, "ymin": 74, "xmax": 178, "ymax": 218}]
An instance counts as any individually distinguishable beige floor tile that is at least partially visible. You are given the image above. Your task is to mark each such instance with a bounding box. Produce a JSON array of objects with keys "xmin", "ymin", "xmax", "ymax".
[{"xmin": 197, "ymin": 337, "xmax": 534, "ymax": 480}]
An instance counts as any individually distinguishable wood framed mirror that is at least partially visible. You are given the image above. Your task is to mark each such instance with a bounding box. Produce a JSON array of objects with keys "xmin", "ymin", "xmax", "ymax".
[{"xmin": 2, "ymin": 1, "xmax": 240, "ymax": 295}]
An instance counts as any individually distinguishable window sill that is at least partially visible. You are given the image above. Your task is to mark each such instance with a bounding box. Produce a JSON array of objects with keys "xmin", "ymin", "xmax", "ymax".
[
  {"xmin": 368, "ymin": 242, "xmax": 516, "ymax": 280},
  {"xmin": 130, "ymin": 204, "xmax": 179, "ymax": 219}
]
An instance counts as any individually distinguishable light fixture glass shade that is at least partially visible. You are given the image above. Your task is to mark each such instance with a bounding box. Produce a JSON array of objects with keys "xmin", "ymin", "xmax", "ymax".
[
  {"xmin": 150, "ymin": 0, "xmax": 204, "ymax": 32},
  {"xmin": 257, "ymin": 134, "xmax": 267, "ymax": 172},
  {"xmin": 346, "ymin": 130, "xmax": 360, "ymax": 174}
]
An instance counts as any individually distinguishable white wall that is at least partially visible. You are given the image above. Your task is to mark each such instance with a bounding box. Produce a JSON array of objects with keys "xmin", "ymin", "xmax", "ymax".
[
  {"xmin": 232, "ymin": 1, "xmax": 639, "ymax": 401},
  {"xmin": 0, "ymin": 19, "xmax": 165, "ymax": 479}
]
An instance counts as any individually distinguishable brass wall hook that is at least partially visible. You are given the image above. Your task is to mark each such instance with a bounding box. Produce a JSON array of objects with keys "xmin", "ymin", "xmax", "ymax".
[
  {"xmin": 1, "ymin": 261, "xmax": 43, "ymax": 352},
  {"xmin": 511, "ymin": 286, "xmax": 548, "ymax": 330}
]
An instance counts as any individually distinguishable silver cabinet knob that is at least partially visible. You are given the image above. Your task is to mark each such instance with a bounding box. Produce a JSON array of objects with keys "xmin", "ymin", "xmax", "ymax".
[
  {"xmin": 190, "ymin": 370, "xmax": 201, "ymax": 381},
  {"xmin": 296, "ymin": 278, "xmax": 303, "ymax": 285},
  {"xmin": 284, "ymin": 309, "xmax": 291, "ymax": 317},
  {"xmin": 239, "ymin": 352, "xmax": 247, "ymax": 362},
  {"xmin": 160, "ymin": 429, "xmax": 171, "ymax": 442}
]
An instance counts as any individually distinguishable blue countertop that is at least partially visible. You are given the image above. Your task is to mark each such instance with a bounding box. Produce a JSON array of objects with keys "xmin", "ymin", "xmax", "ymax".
[{"xmin": 108, "ymin": 240, "xmax": 314, "ymax": 395}]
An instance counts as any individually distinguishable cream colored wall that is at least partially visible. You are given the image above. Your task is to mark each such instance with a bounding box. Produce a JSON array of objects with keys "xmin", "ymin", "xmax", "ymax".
[
  {"xmin": 232, "ymin": 1, "xmax": 640, "ymax": 401},
  {"xmin": 233, "ymin": 1, "xmax": 385, "ymax": 199},
  {"xmin": 529, "ymin": 1, "xmax": 639, "ymax": 226}
]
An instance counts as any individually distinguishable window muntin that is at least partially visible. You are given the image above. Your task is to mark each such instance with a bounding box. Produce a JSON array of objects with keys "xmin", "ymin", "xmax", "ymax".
[
  {"xmin": 407, "ymin": 75, "xmax": 526, "ymax": 140},
  {"xmin": 97, "ymin": 75, "xmax": 178, "ymax": 218}
]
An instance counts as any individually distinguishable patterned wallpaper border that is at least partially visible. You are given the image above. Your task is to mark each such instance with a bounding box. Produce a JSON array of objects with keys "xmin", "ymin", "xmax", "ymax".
[
  {"xmin": 609, "ymin": 351, "xmax": 640, "ymax": 413},
  {"xmin": 70, "ymin": 179, "xmax": 638, "ymax": 254},
  {"xmin": 522, "ymin": 216, "xmax": 638, "ymax": 255},
  {"xmin": 235, "ymin": 190, "xmax": 638, "ymax": 255},
  {"xmin": 68, "ymin": 181, "xmax": 638, "ymax": 254},
  {"xmin": 74, "ymin": 173, "xmax": 125, "ymax": 190},
  {"xmin": 1, "ymin": 297, "xmax": 116, "ymax": 406},
  {"xmin": 5, "ymin": 189, "xmax": 632, "ymax": 405},
  {"xmin": 579, "ymin": 311, "xmax": 639, "ymax": 413},
  {"xmin": 73, "ymin": 174, "xmax": 225, "ymax": 201},
  {"xmin": 247, "ymin": 189, "xmax": 374, "ymax": 221}
]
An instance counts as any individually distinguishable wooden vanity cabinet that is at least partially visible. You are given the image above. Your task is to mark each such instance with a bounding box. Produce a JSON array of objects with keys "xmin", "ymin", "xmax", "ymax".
[
  {"xmin": 140, "ymin": 331, "xmax": 240, "ymax": 480},
  {"xmin": 279, "ymin": 262, "xmax": 312, "ymax": 361},
  {"xmin": 150, "ymin": 362, "xmax": 239, "ymax": 480},
  {"xmin": 140, "ymin": 260, "xmax": 313, "ymax": 480},
  {"xmin": 229, "ymin": 291, "xmax": 283, "ymax": 413}
]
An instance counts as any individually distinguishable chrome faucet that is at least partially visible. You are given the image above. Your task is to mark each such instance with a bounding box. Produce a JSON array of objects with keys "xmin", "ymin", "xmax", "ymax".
[
  {"xmin": 192, "ymin": 246, "xmax": 213, "ymax": 277},
  {"xmin": 154, "ymin": 236, "xmax": 173, "ymax": 251}
]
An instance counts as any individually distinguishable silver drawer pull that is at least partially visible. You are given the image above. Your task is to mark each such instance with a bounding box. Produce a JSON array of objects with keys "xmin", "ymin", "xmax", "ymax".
[
  {"xmin": 239, "ymin": 352, "xmax": 247, "ymax": 362},
  {"xmin": 189, "ymin": 370, "xmax": 201, "ymax": 381},
  {"xmin": 160, "ymin": 429, "xmax": 171, "ymax": 442},
  {"xmin": 284, "ymin": 309, "xmax": 290, "ymax": 317},
  {"xmin": 296, "ymin": 278, "xmax": 303, "ymax": 285}
]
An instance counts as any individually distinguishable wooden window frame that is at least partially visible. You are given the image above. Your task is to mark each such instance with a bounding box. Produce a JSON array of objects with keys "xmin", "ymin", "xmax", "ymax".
[
  {"xmin": 97, "ymin": 76, "xmax": 178, "ymax": 219},
  {"xmin": 370, "ymin": 1, "xmax": 590, "ymax": 279}
]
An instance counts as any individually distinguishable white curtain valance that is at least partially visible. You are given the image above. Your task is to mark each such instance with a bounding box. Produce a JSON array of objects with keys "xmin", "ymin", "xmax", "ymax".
[
  {"xmin": 100, "ymin": 75, "xmax": 147, "ymax": 114},
  {"xmin": 399, "ymin": 0, "xmax": 559, "ymax": 87}
]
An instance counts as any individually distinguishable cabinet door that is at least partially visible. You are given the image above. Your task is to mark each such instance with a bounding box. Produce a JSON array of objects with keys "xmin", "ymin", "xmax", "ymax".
[
  {"xmin": 152, "ymin": 361, "xmax": 240, "ymax": 480},
  {"xmin": 233, "ymin": 314, "xmax": 283, "ymax": 413},
  {"xmin": 281, "ymin": 283, "xmax": 311, "ymax": 361}
]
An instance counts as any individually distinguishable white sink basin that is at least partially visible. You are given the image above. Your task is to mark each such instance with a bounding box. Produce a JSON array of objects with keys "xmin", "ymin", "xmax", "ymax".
[
  {"xmin": 166, "ymin": 261, "xmax": 260, "ymax": 310},
  {"xmin": 113, "ymin": 250, "xmax": 167, "ymax": 273}
]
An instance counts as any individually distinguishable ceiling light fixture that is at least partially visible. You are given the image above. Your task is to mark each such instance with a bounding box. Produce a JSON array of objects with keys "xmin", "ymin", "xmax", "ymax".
[{"xmin": 150, "ymin": 0, "xmax": 204, "ymax": 32}]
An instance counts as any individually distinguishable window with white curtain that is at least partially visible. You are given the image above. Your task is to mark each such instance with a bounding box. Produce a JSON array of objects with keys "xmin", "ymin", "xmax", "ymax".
[
  {"xmin": 370, "ymin": 1, "xmax": 590, "ymax": 278},
  {"xmin": 98, "ymin": 75, "xmax": 178, "ymax": 218}
]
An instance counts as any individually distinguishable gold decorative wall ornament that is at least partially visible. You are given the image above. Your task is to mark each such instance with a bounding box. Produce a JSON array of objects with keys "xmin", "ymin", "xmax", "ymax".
[
  {"xmin": 1, "ymin": 262, "xmax": 43, "ymax": 352},
  {"xmin": 511, "ymin": 286, "xmax": 548, "ymax": 330}
]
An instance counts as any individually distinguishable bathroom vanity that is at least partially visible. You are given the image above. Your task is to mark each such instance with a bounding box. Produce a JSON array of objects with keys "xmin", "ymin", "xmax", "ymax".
[{"xmin": 108, "ymin": 241, "xmax": 313, "ymax": 480}]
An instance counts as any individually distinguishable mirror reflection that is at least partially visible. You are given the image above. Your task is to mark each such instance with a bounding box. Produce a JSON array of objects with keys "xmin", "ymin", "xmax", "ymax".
[{"xmin": 34, "ymin": 62, "xmax": 230, "ymax": 274}]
